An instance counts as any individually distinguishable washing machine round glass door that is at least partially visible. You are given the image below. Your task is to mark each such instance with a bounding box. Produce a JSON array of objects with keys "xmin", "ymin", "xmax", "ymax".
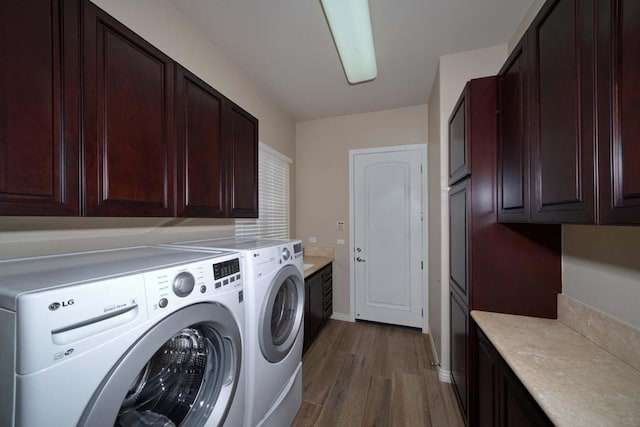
[
  {"xmin": 259, "ymin": 264, "xmax": 304, "ymax": 363},
  {"xmin": 80, "ymin": 303, "xmax": 241, "ymax": 427}
]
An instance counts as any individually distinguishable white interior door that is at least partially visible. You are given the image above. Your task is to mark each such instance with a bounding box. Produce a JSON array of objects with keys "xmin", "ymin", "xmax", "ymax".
[{"xmin": 352, "ymin": 147, "xmax": 424, "ymax": 328}]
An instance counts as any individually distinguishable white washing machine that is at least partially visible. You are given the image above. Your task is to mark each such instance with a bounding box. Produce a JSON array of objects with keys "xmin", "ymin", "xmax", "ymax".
[
  {"xmin": 165, "ymin": 238, "xmax": 304, "ymax": 427},
  {"xmin": 0, "ymin": 246, "xmax": 245, "ymax": 427}
]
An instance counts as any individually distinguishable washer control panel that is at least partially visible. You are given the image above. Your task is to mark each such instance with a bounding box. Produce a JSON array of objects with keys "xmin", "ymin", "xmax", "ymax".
[
  {"xmin": 212, "ymin": 257, "xmax": 241, "ymax": 290},
  {"xmin": 145, "ymin": 254, "xmax": 241, "ymax": 317},
  {"xmin": 172, "ymin": 271, "xmax": 196, "ymax": 297}
]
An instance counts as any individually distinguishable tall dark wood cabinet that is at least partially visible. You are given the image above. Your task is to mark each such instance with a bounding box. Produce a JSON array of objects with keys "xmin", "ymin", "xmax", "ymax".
[
  {"xmin": 0, "ymin": 0, "xmax": 81, "ymax": 215},
  {"xmin": 83, "ymin": 2, "xmax": 175, "ymax": 217},
  {"xmin": 448, "ymin": 77, "xmax": 562, "ymax": 425},
  {"xmin": 529, "ymin": 0, "xmax": 596, "ymax": 223},
  {"xmin": 596, "ymin": 0, "xmax": 640, "ymax": 224},
  {"xmin": 449, "ymin": 97, "xmax": 470, "ymax": 185},
  {"xmin": 175, "ymin": 65, "xmax": 226, "ymax": 218},
  {"xmin": 497, "ymin": 38, "xmax": 531, "ymax": 223},
  {"xmin": 226, "ymin": 102, "xmax": 259, "ymax": 218}
]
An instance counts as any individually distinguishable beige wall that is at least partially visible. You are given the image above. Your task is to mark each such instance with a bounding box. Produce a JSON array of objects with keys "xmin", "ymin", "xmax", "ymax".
[
  {"xmin": 0, "ymin": 0, "xmax": 296, "ymax": 260},
  {"xmin": 507, "ymin": 0, "xmax": 546, "ymax": 53},
  {"xmin": 296, "ymin": 105, "xmax": 429, "ymax": 317},
  {"xmin": 563, "ymin": 226, "xmax": 640, "ymax": 329},
  {"xmin": 428, "ymin": 44, "xmax": 508, "ymax": 374},
  {"xmin": 427, "ymin": 68, "xmax": 442, "ymax": 360}
]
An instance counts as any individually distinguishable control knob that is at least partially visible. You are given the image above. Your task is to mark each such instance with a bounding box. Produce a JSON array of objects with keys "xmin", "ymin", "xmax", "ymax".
[
  {"xmin": 173, "ymin": 272, "xmax": 195, "ymax": 297},
  {"xmin": 282, "ymin": 247, "xmax": 291, "ymax": 261}
]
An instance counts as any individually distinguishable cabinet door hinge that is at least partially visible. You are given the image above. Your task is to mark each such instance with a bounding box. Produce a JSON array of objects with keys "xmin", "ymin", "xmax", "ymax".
[
  {"xmin": 421, "ymin": 261, "xmax": 424, "ymax": 270},
  {"xmin": 421, "ymin": 309, "xmax": 424, "ymax": 318},
  {"xmin": 420, "ymin": 164, "xmax": 423, "ymax": 173}
]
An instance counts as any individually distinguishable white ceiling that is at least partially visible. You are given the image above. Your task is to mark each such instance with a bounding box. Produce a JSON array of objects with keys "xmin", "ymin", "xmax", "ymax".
[{"xmin": 170, "ymin": 0, "xmax": 535, "ymax": 121}]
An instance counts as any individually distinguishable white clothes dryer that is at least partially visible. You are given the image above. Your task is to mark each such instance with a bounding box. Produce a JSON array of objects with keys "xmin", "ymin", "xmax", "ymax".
[
  {"xmin": 165, "ymin": 238, "xmax": 304, "ymax": 427},
  {"xmin": 0, "ymin": 246, "xmax": 245, "ymax": 427}
]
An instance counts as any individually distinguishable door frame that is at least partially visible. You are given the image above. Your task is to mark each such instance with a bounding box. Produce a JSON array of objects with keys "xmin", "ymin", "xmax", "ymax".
[{"xmin": 348, "ymin": 143, "xmax": 429, "ymax": 333}]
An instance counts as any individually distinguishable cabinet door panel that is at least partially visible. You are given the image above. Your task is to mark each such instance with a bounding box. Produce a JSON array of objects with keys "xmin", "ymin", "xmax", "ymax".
[
  {"xmin": 450, "ymin": 290, "xmax": 468, "ymax": 417},
  {"xmin": 306, "ymin": 273, "xmax": 324, "ymax": 342},
  {"xmin": 322, "ymin": 265, "xmax": 333, "ymax": 320},
  {"xmin": 619, "ymin": 1, "xmax": 640, "ymax": 200},
  {"xmin": 226, "ymin": 102, "xmax": 258, "ymax": 218},
  {"xmin": 477, "ymin": 331, "xmax": 498, "ymax": 427},
  {"xmin": 176, "ymin": 66, "xmax": 225, "ymax": 217},
  {"xmin": 449, "ymin": 95, "xmax": 469, "ymax": 185},
  {"xmin": 449, "ymin": 180, "xmax": 470, "ymax": 300},
  {"xmin": 598, "ymin": 0, "xmax": 640, "ymax": 223},
  {"xmin": 0, "ymin": 0, "xmax": 80, "ymax": 215},
  {"xmin": 531, "ymin": 0, "xmax": 596, "ymax": 222},
  {"xmin": 498, "ymin": 45, "xmax": 529, "ymax": 220},
  {"xmin": 83, "ymin": 3, "xmax": 174, "ymax": 216},
  {"xmin": 498, "ymin": 39, "xmax": 529, "ymax": 222}
]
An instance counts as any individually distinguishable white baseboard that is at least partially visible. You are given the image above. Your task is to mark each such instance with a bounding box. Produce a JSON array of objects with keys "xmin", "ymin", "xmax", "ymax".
[
  {"xmin": 438, "ymin": 368, "xmax": 451, "ymax": 383},
  {"xmin": 427, "ymin": 333, "xmax": 440, "ymax": 364},
  {"xmin": 330, "ymin": 312, "xmax": 352, "ymax": 322}
]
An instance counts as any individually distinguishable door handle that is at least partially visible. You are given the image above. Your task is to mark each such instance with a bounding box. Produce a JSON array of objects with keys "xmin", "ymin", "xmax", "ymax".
[{"xmin": 356, "ymin": 257, "xmax": 366, "ymax": 262}]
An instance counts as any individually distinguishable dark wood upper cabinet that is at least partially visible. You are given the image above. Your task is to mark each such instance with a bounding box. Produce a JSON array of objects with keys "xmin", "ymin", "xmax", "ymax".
[
  {"xmin": 449, "ymin": 96, "xmax": 470, "ymax": 185},
  {"xmin": 175, "ymin": 65, "xmax": 226, "ymax": 218},
  {"xmin": 0, "ymin": 0, "xmax": 80, "ymax": 215},
  {"xmin": 83, "ymin": 2, "xmax": 175, "ymax": 217},
  {"xmin": 497, "ymin": 38, "xmax": 531, "ymax": 222},
  {"xmin": 226, "ymin": 102, "xmax": 258, "ymax": 218},
  {"xmin": 597, "ymin": 0, "xmax": 640, "ymax": 224},
  {"xmin": 529, "ymin": 0, "xmax": 596, "ymax": 223}
]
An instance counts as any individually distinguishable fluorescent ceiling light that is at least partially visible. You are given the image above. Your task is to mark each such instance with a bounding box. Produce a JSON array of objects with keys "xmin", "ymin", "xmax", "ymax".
[{"xmin": 320, "ymin": 0, "xmax": 377, "ymax": 84}]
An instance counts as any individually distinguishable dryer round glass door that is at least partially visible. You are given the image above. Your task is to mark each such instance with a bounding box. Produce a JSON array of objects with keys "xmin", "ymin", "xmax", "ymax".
[
  {"xmin": 259, "ymin": 264, "xmax": 304, "ymax": 363},
  {"xmin": 80, "ymin": 303, "xmax": 242, "ymax": 427}
]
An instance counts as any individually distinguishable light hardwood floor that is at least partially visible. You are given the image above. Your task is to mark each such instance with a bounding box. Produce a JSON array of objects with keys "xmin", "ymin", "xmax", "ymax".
[{"xmin": 292, "ymin": 320, "xmax": 465, "ymax": 427}]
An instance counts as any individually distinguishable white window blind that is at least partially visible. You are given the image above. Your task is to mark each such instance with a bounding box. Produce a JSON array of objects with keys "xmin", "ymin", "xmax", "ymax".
[{"xmin": 235, "ymin": 142, "xmax": 291, "ymax": 238}]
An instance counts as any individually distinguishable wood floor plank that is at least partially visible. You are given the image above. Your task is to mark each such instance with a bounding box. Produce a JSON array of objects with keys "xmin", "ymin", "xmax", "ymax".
[
  {"xmin": 302, "ymin": 348, "xmax": 347, "ymax": 405},
  {"xmin": 291, "ymin": 401, "xmax": 323, "ymax": 427},
  {"xmin": 362, "ymin": 375, "xmax": 392, "ymax": 427},
  {"xmin": 414, "ymin": 331, "xmax": 435, "ymax": 369},
  {"xmin": 390, "ymin": 371, "xmax": 432, "ymax": 427},
  {"xmin": 332, "ymin": 319, "xmax": 364, "ymax": 353},
  {"xmin": 439, "ymin": 380, "xmax": 466, "ymax": 427},
  {"xmin": 388, "ymin": 328, "xmax": 422, "ymax": 375},
  {"xmin": 315, "ymin": 353, "xmax": 371, "ymax": 426},
  {"xmin": 353, "ymin": 322, "xmax": 378, "ymax": 358},
  {"xmin": 293, "ymin": 320, "xmax": 464, "ymax": 426},
  {"xmin": 424, "ymin": 367, "xmax": 450, "ymax": 426},
  {"xmin": 369, "ymin": 324, "xmax": 392, "ymax": 379}
]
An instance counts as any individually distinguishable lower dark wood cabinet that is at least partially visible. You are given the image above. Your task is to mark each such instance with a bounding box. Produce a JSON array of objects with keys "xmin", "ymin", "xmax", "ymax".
[
  {"xmin": 303, "ymin": 263, "xmax": 333, "ymax": 354},
  {"xmin": 476, "ymin": 326, "xmax": 552, "ymax": 427},
  {"xmin": 322, "ymin": 265, "xmax": 333, "ymax": 320}
]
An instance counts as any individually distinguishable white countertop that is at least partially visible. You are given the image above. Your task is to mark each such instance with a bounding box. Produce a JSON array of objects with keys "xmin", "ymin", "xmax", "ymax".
[{"xmin": 472, "ymin": 310, "xmax": 640, "ymax": 427}]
